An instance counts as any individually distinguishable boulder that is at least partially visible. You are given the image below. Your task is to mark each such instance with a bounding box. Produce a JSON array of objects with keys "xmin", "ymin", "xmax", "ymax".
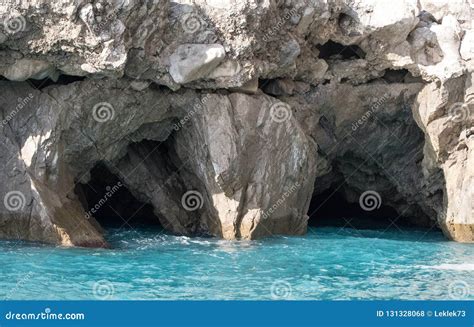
[{"xmin": 169, "ymin": 44, "xmax": 226, "ymax": 84}]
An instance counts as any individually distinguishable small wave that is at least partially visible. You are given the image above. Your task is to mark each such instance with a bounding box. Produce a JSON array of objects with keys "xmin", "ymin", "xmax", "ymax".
[
  {"xmin": 174, "ymin": 236, "xmax": 191, "ymax": 245},
  {"xmin": 418, "ymin": 263, "xmax": 474, "ymax": 271}
]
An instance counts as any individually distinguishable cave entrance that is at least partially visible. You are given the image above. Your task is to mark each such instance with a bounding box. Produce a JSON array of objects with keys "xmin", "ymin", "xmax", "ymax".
[
  {"xmin": 308, "ymin": 188, "xmax": 418, "ymax": 230},
  {"xmin": 316, "ymin": 40, "xmax": 366, "ymax": 60},
  {"xmin": 74, "ymin": 162, "xmax": 162, "ymax": 229},
  {"xmin": 27, "ymin": 74, "xmax": 86, "ymax": 90}
]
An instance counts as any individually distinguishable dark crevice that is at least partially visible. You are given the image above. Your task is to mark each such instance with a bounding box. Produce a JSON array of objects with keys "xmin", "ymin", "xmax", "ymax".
[
  {"xmin": 258, "ymin": 78, "xmax": 272, "ymax": 91},
  {"xmin": 307, "ymin": 187, "xmax": 434, "ymax": 230},
  {"xmin": 381, "ymin": 69, "xmax": 422, "ymax": 84},
  {"xmin": 418, "ymin": 10, "xmax": 439, "ymax": 24},
  {"xmin": 258, "ymin": 78, "xmax": 273, "ymax": 95},
  {"xmin": 74, "ymin": 162, "xmax": 162, "ymax": 229},
  {"xmin": 316, "ymin": 40, "xmax": 366, "ymax": 60},
  {"xmin": 258, "ymin": 78, "xmax": 295, "ymax": 96},
  {"xmin": 26, "ymin": 74, "xmax": 86, "ymax": 90},
  {"xmin": 364, "ymin": 69, "xmax": 425, "ymax": 85},
  {"xmin": 115, "ymin": 138, "xmax": 204, "ymax": 236}
]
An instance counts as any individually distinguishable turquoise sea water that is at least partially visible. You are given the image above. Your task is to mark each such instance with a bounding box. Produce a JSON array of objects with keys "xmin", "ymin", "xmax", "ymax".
[{"xmin": 0, "ymin": 227, "xmax": 473, "ymax": 300}]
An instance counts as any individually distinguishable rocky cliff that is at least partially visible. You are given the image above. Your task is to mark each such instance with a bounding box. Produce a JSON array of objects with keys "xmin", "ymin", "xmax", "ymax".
[{"xmin": 0, "ymin": 0, "xmax": 472, "ymax": 246}]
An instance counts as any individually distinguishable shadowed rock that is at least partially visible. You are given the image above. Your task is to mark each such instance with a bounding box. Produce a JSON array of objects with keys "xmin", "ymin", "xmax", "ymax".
[{"xmin": 0, "ymin": 0, "xmax": 472, "ymax": 245}]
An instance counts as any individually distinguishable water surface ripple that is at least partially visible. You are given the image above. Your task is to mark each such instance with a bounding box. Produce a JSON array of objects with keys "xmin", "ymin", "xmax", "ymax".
[{"xmin": 1, "ymin": 227, "xmax": 473, "ymax": 300}]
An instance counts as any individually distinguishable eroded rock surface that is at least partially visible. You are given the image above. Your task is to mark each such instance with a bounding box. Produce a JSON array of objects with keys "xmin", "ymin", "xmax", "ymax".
[{"xmin": 0, "ymin": 0, "xmax": 472, "ymax": 245}]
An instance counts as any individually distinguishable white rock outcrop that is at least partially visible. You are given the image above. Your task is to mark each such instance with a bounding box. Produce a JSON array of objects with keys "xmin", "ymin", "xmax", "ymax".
[{"xmin": 169, "ymin": 44, "xmax": 226, "ymax": 84}]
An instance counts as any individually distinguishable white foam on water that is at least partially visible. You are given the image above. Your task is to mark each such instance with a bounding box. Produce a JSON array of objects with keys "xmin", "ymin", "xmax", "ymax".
[{"xmin": 418, "ymin": 263, "xmax": 474, "ymax": 271}]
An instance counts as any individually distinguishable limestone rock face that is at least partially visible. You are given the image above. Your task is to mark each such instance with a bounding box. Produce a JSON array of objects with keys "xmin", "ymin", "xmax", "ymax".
[
  {"xmin": 1, "ymin": 59, "xmax": 57, "ymax": 81},
  {"xmin": 0, "ymin": 80, "xmax": 184, "ymax": 246},
  {"xmin": 171, "ymin": 93, "xmax": 317, "ymax": 239},
  {"xmin": 0, "ymin": 0, "xmax": 472, "ymax": 245},
  {"xmin": 0, "ymin": 79, "xmax": 316, "ymax": 244},
  {"xmin": 413, "ymin": 74, "xmax": 474, "ymax": 242}
]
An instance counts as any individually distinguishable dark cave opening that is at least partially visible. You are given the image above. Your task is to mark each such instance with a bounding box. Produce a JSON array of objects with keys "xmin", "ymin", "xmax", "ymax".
[
  {"xmin": 26, "ymin": 74, "xmax": 86, "ymax": 89},
  {"xmin": 258, "ymin": 78, "xmax": 272, "ymax": 92},
  {"xmin": 380, "ymin": 69, "xmax": 425, "ymax": 84},
  {"xmin": 308, "ymin": 188, "xmax": 423, "ymax": 230},
  {"xmin": 316, "ymin": 40, "xmax": 366, "ymax": 60},
  {"xmin": 0, "ymin": 74, "xmax": 86, "ymax": 89},
  {"xmin": 74, "ymin": 162, "xmax": 162, "ymax": 229}
]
